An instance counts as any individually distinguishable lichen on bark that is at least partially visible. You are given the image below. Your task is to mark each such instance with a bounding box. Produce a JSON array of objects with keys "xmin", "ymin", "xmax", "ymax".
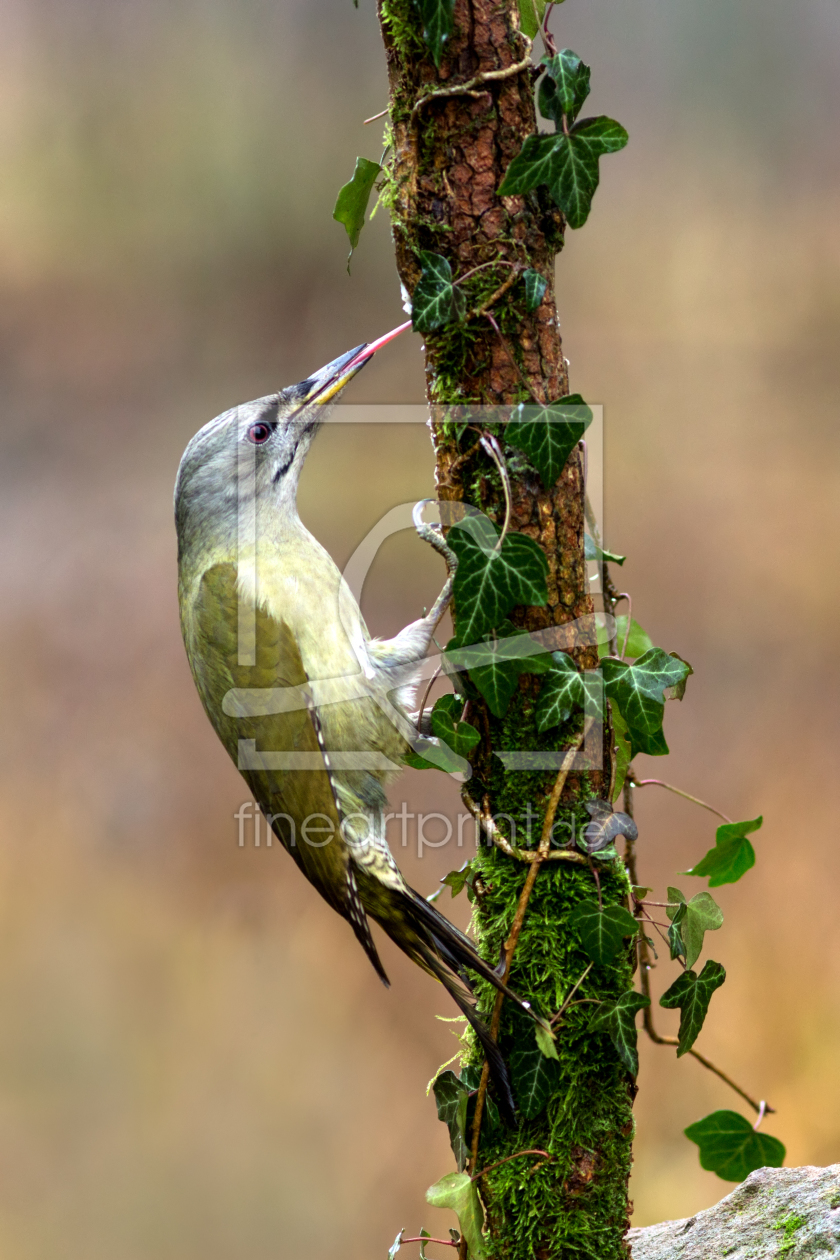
[{"xmin": 375, "ymin": 2, "xmax": 637, "ymax": 1255}]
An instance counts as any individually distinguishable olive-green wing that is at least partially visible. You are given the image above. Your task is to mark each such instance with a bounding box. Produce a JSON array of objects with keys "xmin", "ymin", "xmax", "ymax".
[{"xmin": 183, "ymin": 562, "xmax": 387, "ymax": 982}]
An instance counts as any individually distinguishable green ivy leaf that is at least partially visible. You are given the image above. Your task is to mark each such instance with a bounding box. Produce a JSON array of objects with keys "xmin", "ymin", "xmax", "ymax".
[
  {"xmin": 538, "ymin": 49, "xmax": 591, "ymax": 125},
  {"xmin": 433, "ymin": 1070, "xmax": 470, "ymax": 1170},
  {"xmin": 682, "ymin": 817, "xmax": 762, "ymax": 887},
  {"xmin": 404, "ymin": 737, "xmax": 470, "ymax": 774},
  {"xmin": 509, "ymin": 1041, "xmax": 560, "ymax": 1119},
  {"xmin": 536, "ymin": 652, "xmax": 603, "ymax": 732},
  {"xmin": 590, "ymin": 990, "xmax": 650, "ymax": 1076},
  {"xmin": 534, "ymin": 1022, "xmax": 560, "ymax": 1060},
  {"xmin": 517, "ymin": 0, "xmax": 546, "ymax": 39},
  {"xmin": 569, "ymin": 901, "xmax": 639, "ymax": 966},
  {"xmin": 610, "ymin": 702, "xmax": 631, "ymax": 802},
  {"xmin": 388, "ymin": 1229, "xmax": 404, "ymax": 1259},
  {"xmin": 412, "ymin": 251, "xmax": 466, "ymax": 332},
  {"xmin": 332, "ymin": 158, "xmax": 381, "ymax": 264},
  {"xmin": 660, "ymin": 960, "xmax": 726, "ymax": 1056},
  {"xmin": 447, "ymin": 624, "xmax": 552, "ymax": 717},
  {"xmin": 600, "ymin": 648, "xmax": 691, "ymax": 757},
  {"xmin": 432, "ymin": 706, "xmax": 481, "ymax": 759},
  {"xmin": 522, "ymin": 268, "xmax": 548, "ymax": 311},
  {"xmin": 684, "ymin": 1110, "xmax": 786, "ymax": 1183},
  {"xmin": 426, "ymin": 1171, "xmax": 487, "ymax": 1258},
  {"xmin": 414, "ymin": 0, "xmax": 455, "ymax": 68},
  {"xmin": 665, "ymin": 887, "xmax": 723, "ymax": 970},
  {"xmin": 597, "ymin": 616, "xmax": 654, "ymax": 660},
  {"xmin": 499, "ymin": 117, "xmax": 628, "ymax": 229},
  {"xmin": 506, "ymin": 395, "xmax": 593, "ymax": 487},
  {"xmin": 585, "ymin": 534, "xmax": 626, "ymax": 567},
  {"xmin": 439, "ymin": 861, "xmax": 472, "ymax": 898},
  {"xmin": 448, "ymin": 514, "xmax": 549, "ymax": 643}
]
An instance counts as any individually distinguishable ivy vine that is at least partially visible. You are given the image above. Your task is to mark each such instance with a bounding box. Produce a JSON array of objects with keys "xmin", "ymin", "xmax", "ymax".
[{"xmin": 330, "ymin": 1, "xmax": 783, "ymax": 1253}]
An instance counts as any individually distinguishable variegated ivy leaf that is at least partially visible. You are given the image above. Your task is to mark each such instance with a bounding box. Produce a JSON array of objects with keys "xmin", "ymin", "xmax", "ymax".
[
  {"xmin": 412, "ymin": 251, "xmax": 466, "ymax": 332},
  {"xmin": 432, "ymin": 1070, "xmax": 469, "ymax": 1170},
  {"xmin": 536, "ymin": 651, "xmax": 603, "ymax": 732},
  {"xmin": 414, "ymin": 0, "xmax": 455, "ymax": 68},
  {"xmin": 448, "ymin": 513, "xmax": 548, "ymax": 643},
  {"xmin": 499, "ymin": 116, "xmax": 628, "ymax": 229},
  {"xmin": 523, "ymin": 268, "xmax": 548, "ymax": 311},
  {"xmin": 509, "ymin": 1040, "xmax": 560, "ymax": 1119},
  {"xmin": 590, "ymin": 990, "xmax": 650, "ymax": 1076},
  {"xmin": 446, "ymin": 623, "xmax": 553, "ymax": 718},
  {"xmin": 506, "ymin": 395, "xmax": 593, "ymax": 487},
  {"xmin": 569, "ymin": 900, "xmax": 639, "ymax": 965},
  {"xmin": 600, "ymin": 648, "xmax": 692, "ymax": 757},
  {"xmin": 538, "ymin": 49, "xmax": 591, "ymax": 126},
  {"xmin": 682, "ymin": 816, "xmax": 762, "ymax": 887},
  {"xmin": 660, "ymin": 960, "xmax": 726, "ymax": 1057},
  {"xmin": 582, "ymin": 799, "xmax": 638, "ymax": 853}
]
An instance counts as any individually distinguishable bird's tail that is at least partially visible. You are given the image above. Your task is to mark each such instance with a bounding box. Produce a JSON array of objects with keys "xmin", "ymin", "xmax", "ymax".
[{"xmin": 358, "ymin": 875, "xmax": 536, "ymax": 1125}]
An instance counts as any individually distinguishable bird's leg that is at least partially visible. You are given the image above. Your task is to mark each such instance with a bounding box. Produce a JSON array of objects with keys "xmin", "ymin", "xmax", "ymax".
[{"xmin": 412, "ymin": 500, "xmax": 458, "ymax": 635}]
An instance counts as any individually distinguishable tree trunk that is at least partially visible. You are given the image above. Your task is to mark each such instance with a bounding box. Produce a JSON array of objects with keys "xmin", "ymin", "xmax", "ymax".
[{"xmin": 376, "ymin": 2, "xmax": 636, "ymax": 1256}]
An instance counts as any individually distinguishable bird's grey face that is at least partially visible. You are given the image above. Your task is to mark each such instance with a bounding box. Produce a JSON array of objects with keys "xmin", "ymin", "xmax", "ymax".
[{"xmin": 175, "ymin": 342, "xmax": 369, "ymax": 562}]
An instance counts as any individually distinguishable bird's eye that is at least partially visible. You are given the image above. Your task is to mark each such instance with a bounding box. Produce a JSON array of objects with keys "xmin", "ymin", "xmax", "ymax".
[{"xmin": 247, "ymin": 421, "xmax": 273, "ymax": 445}]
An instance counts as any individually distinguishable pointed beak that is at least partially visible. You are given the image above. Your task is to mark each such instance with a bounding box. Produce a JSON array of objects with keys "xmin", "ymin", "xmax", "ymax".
[{"xmin": 292, "ymin": 320, "xmax": 411, "ymax": 409}]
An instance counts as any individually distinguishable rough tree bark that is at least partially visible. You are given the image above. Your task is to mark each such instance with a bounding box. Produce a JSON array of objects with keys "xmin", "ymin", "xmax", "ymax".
[{"xmin": 376, "ymin": 2, "xmax": 636, "ymax": 1257}]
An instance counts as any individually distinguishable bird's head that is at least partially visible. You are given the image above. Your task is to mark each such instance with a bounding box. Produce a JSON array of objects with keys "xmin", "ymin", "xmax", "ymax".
[{"xmin": 175, "ymin": 324, "xmax": 408, "ymax": 562}]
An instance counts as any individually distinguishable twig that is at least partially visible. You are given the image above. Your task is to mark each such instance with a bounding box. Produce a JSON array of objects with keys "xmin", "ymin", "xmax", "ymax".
[
  {"xmin": 472, "ymin": 269, "xmax": 525, "ymax": 322},
  {"xmin": 471, "ymin": 1149, "xmax": 551, "ymax": 1182},
  {"xmin": 363, "ymin": 107, "xmax": 388, "ymax": 125},
  {"xmin": 462, "ymin": 791, "xmax": 588, "ymax": 866},
  {"xmin": 412, "ymin": 42, "xmax": 534, "ymax": 117},
  {"xmin": 456, "ymin": 259, "xmax": 519, "ymax": 287},
  {"xmin": 468, "ymin": 721, "xmax": 592, "ymax": 1173},
  {"xmin": 478, "ymin": 431, "xmax": 512, "ymax": 547},
  {"xmin": 551, "ymin": 962, "xmax": 594, "ymax": 1026},
  {"xmin": 400, "ymin": 1237, "xmax": 458, "ymax": 1249},
  {"xmin": 625, "ymin": 779, "xmax": 775, "ymax": 1115},
  {"xmin": 630, "ymin": 777, "xmax": 733, "ymax": 825}
]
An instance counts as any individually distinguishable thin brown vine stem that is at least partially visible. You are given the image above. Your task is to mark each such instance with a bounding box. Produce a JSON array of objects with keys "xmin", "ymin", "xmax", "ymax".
[
  {"xmin": 625, "ymin": 766, "xmax": 775, "ymax": 1115},
  {"xmin": 456, "ymin": 259, "xmax": 518, "ymax": 287},
  {"xmin": 471, "ymin": 1149, "xmax": 552, "ymax": 1182},
  {"xmin": 473, "ymin": 270, "xmax": 526, "ymax": 322},
  {"xmin": 550, "ymin": 962, "xmax": 594, "ymax": 1026},
  {"xmin": 630, "ymin": 776, "xmax": 733, "ymax": 824},
  {"xmin": 411, "ymin": 40, "xmax": 533, "ymax": 117},
  {"xmin": 400, "ymin": 1237, "xmax": 458, "ymax": 1249},
  {"xmin": 478, "ymin": 431, "xmax": 512, "ymax": 547},
  {"xmin": 467, "ymin": 720, "xmax": 593, "ymax": 1174},
  {"xmin": 363, "ymin": 107, "xmax": 388, "ymax": 125}
]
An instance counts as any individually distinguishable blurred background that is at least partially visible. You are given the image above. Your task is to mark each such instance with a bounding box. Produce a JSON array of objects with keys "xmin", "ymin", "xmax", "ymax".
[{"xmin": 0, "ymin": 0, "xmax": 838, "ymax": 1254}]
